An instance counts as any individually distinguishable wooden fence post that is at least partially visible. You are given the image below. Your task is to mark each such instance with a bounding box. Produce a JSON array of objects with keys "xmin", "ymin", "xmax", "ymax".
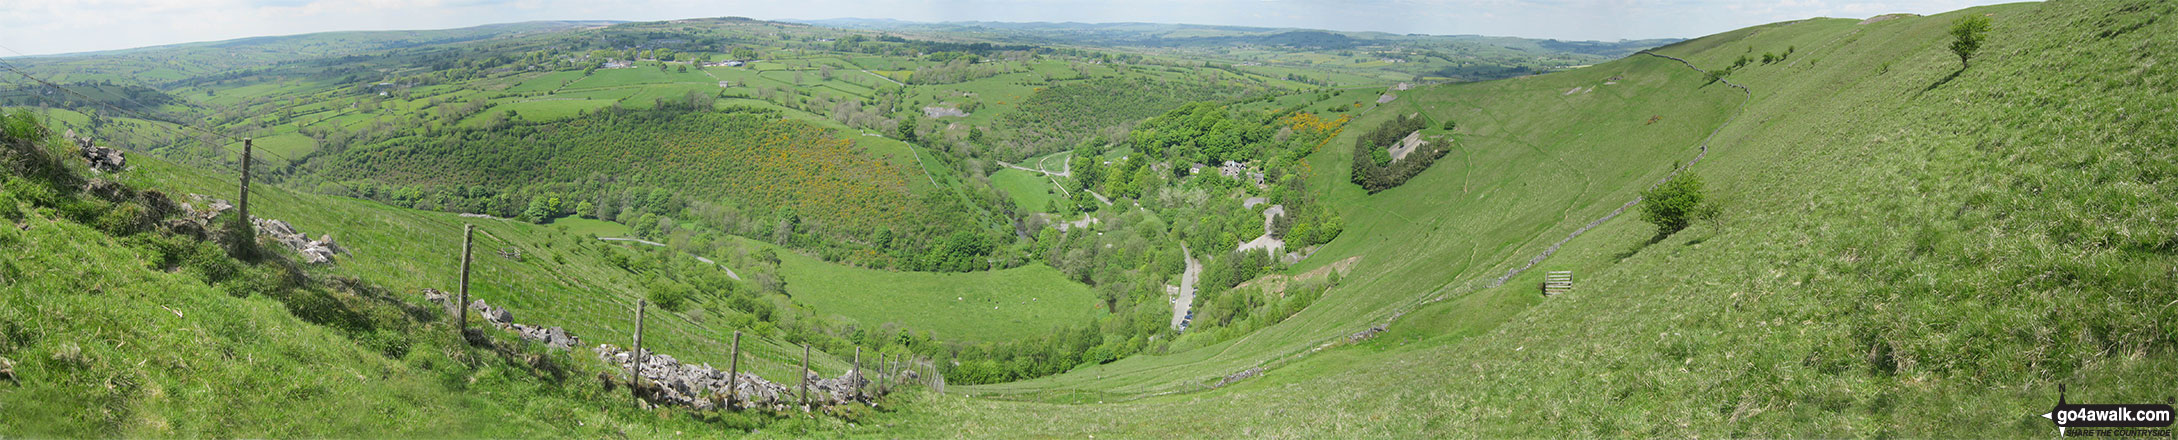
[
  {"xmin": 727, "ymin": 331, "xmax": 740, "ymax": 410},
  {"xmin": 458, "ymin": 224, "xmax": 473, "ymax": 330},
  {"xmin": 853, "ymin": 346, "xmax": 863, "ymax": 398},
  {"xmin": 238, "ymin": 138, "xmax": 252, "ymax": 237},
  {"xmin": 632, "ymin": 299, "xmax": 646, "ymax": 374},
  {"xmin": 798, "ymin": 343, "xmax": 811, "ymax": 411}
]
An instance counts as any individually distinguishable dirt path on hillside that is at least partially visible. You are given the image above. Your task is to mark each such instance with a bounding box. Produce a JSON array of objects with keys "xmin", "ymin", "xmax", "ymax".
[
  {"xmin": 1085, "ymin": 189, "xmax": 1113, "ymax": 207},
  {"xmin": 902, "ymin": 142, "xmax": 942, "ymax": 188},
  {"xmin": 1042, "ymin": 152, "xmax": 1071, "ymax": 177},
  {"xmin": 861, "ymin": 70, "xmax": 905, "ymax": 86},
  {"xmin": 997, "ymin": 161, "xmax": 1068, "ymax": 177},
  {"xmin": 997, "ymin": 152, "xmax": 1072, "ymax": 178}
]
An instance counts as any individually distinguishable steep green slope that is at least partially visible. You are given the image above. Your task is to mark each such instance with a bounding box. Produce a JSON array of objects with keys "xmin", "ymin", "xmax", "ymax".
[
  {"xmin": 117, "ymin": 150, "xmax": 854, "ymax": 382},
  {"xmin": 880, "ymin": 0, "xmax": 2174, "ymax": 436},
  {"xmin": 0, "ymin": 114, "xmax": 786, "ymax": 437},
  {"xmin": 951, "ymin": 23, "xmax": 1743, "ymax": 402}
]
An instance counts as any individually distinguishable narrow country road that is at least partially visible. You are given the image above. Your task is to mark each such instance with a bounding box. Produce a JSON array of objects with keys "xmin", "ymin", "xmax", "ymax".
[
  {"xmin": 1171, "ymin": 242, "xmax": 1202, "ymax": 330},
  {"xmin": 1084, "ymin": 189, "xmax": 1113, "ymax": 207},
  {"xmin": 996, "ymin": 152, "xmax": 1073, "ymax": 177},
  {"xmin": 860, "ymin": 69, "xmax": 905, "ymax": 86},
  {"xmin": 995, "ymin": 160, "xmax": 1071, "ymax": 177}
]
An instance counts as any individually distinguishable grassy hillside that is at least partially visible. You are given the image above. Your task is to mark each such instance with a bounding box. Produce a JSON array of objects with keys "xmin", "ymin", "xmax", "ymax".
[
  {"xmin": 752, "ymin": 237, "xmax": 1100, "ymax": 342},
  {"xmin": 863, "ymin": 0, "xmax": 2176, "ymax": 436},
  {"xmin": 950, "ymin": 23, "xmax": 1743, "ymax": 402},
  {"xmin": 0, "ymin": 112, "xmax": 839, "ymax": 436},
  {"xmin": 113, "ymin": 140, "xmax": 857, "ymax": 383},
  {"xmin": 11, "ymin": 1, "xmax": 2171, "ymax": 436}
]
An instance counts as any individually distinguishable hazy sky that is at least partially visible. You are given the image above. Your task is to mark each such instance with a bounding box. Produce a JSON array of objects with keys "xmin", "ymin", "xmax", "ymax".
[{"xmin": 1, "ymin": 0, "xmax": 2017, "ymax": 56}]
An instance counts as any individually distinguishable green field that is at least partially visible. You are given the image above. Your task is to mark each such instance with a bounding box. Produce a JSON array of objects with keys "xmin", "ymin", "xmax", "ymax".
[
  {"xmin": 547, "ymin": 216, "xmax": 631, "ymax": 236},
  {"xmin": 218, "ymin": 132, "xmax": 316, "ymax": 164},
  {"xmin": 561, "ymin": 66, "xmax": 714, "ymax": 89},
  {"xmin": 506, "ymin": 70, "xmax": 589, "ymax": 93},
  {"xmin": 991, "ymin": 168, "xmax": 1061, "ymax": 213},
  {"xmin": 11, "ymin": 2, "xmax": 2171, "ymax": 436},
  {"xmin": 488, "ymin": 98, "xmax": 617, "ymax": 122},
  {"xmin": 845, "ymin": 2, "xmax": 2178, "ymax": 437},
  {"xmin": 761, "ymin": 237, "xmax": 1101, "ymax": 342}
]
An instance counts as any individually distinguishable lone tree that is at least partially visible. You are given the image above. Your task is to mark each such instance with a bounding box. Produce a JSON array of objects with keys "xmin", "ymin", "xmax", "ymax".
[
  {"xmin": 1638, "ymin": 173, "xmax": 1716, "ymax": 237},
  {"xmin": 1949, "ymin": 15, "xmax": 1993, "ymax": 68},
  {"xmin": 896, "ymin": 117, "xmax": 918, "ymax": 142}
]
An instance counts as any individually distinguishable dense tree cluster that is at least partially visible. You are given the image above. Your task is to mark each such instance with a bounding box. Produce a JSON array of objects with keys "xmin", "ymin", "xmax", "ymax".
[
  {"xmin": 906, "ymin": 57, "xmax": 1015, "ymax": 85},
  {"xmin": 0, "ymin": 81, "xmax": 179, "ymax": 119},
  {"xmin": 829, "ymin": 34, "xmax": 1041, "ymax": 59},
  {"xmin": 941, "ymin": 103, "xmax": 1348, "ymax": 383},
  {"xmin": 297, "ymin": 105, "xmax": 1001, "ymax": 271},
  {"xmin": 995, "ymin": 77, "xmax": 1252, "ymax": 159},
  {"xmin": 1348, "ymin": 113, "xmax": 1448, "ymax": 193},
  {"xmin": 1127, "ymin": 102, "xmax": 1278, "ymax": 165}
]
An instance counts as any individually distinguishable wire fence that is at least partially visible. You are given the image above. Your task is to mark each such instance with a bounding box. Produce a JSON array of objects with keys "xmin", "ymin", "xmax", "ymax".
[{"xmin": 4, "ymin": 50, "xmax": 950, "ymax": 414}]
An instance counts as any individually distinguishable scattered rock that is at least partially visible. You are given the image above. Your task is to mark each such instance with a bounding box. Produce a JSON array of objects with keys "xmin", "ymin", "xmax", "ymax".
[
  {"xmin": 921, "ymin": 106, "xmax": 969, "ymax": 118},
  {"xmin": 252, "ymin": 217, "xmax": 343, "ymax": 264},
  {"xmin": 1348, "ymin": 324, "xmax": 1387, "ymax": 343},
  {"xmin": 423, "ymin": 289, "xmax": 458, "ymax": 317},
  {"xmin": 1213, "ymin": 367, "xmax": 1263, "ymax": 388},
  {"xmin": 469, "ymin": 299, "xmax": 513, "ymax": 325},
  {"xmin": 183, "ymin": 194, "xmax": 233, "ymax": 223},
  {"xmin": 316, "ymin": 234, "xmax": 344, "ymax": 255},
  {"xmin": 0, "ymin": 356, "xmax": 15, "ymax": 385},
  {"xmin": 445, "ymin": 296, "xmax": 583, "ymax": 350},
  {"xmin": 510, "ymin": 324, "xmax": 580, "ymax": 349},
  {"xmin": 67, "ymin": 130, "xmax": 125, "ymax": 173},
  {"xmin": 594, "ymin": 344, "xmax": 886, "ymax": 411}
]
